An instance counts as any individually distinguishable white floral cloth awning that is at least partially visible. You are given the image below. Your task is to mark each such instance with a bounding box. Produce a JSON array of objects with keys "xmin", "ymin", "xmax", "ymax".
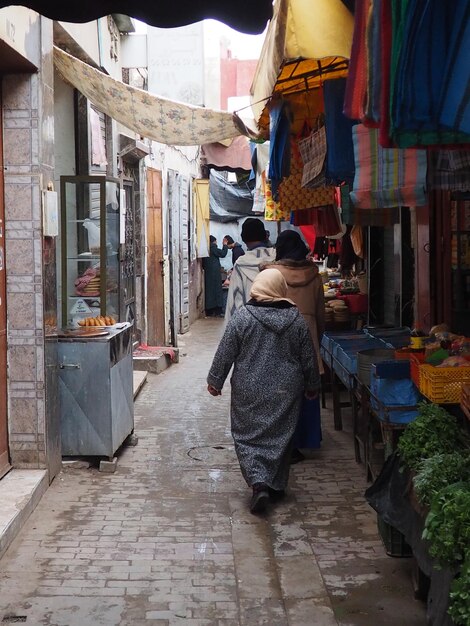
[{"xmin": 54, "ymin": 47, "xmax": 252, "ymax": 146}]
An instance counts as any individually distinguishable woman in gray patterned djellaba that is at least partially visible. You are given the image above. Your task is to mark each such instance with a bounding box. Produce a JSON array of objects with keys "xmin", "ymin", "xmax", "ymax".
[{"xmin": 207, "ymin": 268, "xmax": 320, "ymax": 514}]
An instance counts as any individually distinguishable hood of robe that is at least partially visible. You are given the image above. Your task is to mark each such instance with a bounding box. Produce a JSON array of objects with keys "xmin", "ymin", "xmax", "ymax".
[
  {"xmin": 246, "ymin": 304, "xmax": 300, "ymax": 335},
  {"xmin": 267, "ymin": 260, "xmax": 320, "ymax": 288},
  {"xmin": 234, "ymin": 247, "xmax": 276, "ymax": 284}
]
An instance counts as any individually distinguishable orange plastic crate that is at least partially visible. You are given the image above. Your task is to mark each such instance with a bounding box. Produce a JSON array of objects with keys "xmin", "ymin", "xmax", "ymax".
[
  {"xmin": 462, "ymin": 384, "xmax": 470, "ymax": 419},
  {"xmin": 402, "ymin": 353, "xmax": 425, "ymax": 388},
  {"xmin": 419, "ymin": 365, "xmax": 470, "ymax": 404}
]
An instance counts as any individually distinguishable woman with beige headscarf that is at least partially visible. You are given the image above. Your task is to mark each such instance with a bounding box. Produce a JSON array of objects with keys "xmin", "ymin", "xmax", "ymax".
[{"xmin": 207, "ymin": 268, "xmax": 320, "ymax": 514}]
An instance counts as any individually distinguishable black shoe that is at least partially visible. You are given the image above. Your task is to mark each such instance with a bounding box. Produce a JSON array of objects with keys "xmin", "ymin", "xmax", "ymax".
[
  {"xmin": 268, "ymin": 488, "xmax": 286, "ymax": 502},
  {"xmin": 250, "ymin": 485, "xmax": 269, "ymax": 514},
  {"xmin": 290, "ymin": 448, "xmax": 305, "ymax": 464}
]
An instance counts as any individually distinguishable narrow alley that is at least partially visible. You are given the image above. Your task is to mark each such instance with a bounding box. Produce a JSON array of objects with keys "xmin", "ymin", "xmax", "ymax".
[{"xmin": 0, "ymin": 320, "xmax": 426, "ymax": 626}]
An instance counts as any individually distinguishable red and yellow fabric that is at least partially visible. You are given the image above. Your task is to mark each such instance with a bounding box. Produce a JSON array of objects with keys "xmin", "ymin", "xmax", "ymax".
[{"xmin": 265, "ymin": 179, "xmax": 291, "ymax": 221}]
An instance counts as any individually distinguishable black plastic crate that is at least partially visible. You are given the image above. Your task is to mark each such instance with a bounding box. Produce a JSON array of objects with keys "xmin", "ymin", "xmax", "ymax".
[{"xmin": 377, "ymin": 514, "xmax": 413, "ymax": 557}]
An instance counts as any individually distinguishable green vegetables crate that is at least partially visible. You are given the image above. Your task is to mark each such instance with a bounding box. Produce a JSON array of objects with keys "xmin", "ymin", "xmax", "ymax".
[{"xmin": 377, "ymin": 515, "xmax": 413, "ymax": 558}]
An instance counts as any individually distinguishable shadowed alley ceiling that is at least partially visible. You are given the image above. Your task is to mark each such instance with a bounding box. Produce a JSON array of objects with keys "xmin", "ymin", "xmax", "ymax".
[{"xmin": 1, "ymin": 0, "xmax": 272, "ymax": 34}]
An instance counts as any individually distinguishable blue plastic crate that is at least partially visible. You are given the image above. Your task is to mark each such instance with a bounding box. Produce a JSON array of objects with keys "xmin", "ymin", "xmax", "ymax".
[
  {"xmin": 370, "ymin": 372, "xmax": 421, "ymax": 424},
  {"xmin": 322, "ymin": 331, "xmax": 366, "ymax": 353},
  {"xmin": 373, "ymin": 360, "xmax": 411, "ymax": 380},
  {"xmin": 366, "ymin": 327, "xmax": 411, "ymax": 349},
  {"xmin": 333, "ymin": 338, "xmax": 392, "ymax": 375}
]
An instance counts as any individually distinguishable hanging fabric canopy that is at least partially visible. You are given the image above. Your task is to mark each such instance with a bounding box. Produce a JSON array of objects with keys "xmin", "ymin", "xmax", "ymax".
[
  {"xmin": 54, "ymin": 47, "xmax": 255, "ymax": 146},
  {"xmin": 4, "ymin": 1, "xmax": 271, "ymax": 34},
  {"xmin": 201, "ymin": 136, "xmax": 252, "ymax": 172},
  {"xmin": 250, "ymin": 0, "xmax": 354, "ymax": 128}
]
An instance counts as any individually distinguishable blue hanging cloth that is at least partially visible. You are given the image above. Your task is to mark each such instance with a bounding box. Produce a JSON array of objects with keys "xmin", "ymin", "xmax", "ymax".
[
  {"xmin": 268, "ymin": 100, "xmax": 291, "ymax": 201},
  {"xmin": 323, "ymin": 78, "xmax": 357, "ymax": 185}
]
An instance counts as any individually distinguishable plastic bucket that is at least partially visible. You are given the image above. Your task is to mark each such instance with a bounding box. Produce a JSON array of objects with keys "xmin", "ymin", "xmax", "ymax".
[{"xmin": 357, "ymin": 348, "xmax": 395, "ymax": 387}]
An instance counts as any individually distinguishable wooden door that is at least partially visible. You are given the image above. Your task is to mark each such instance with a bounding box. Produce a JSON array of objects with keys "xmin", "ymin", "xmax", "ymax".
[
  {"xmin": 146, "ymin": 168, "xmax": 165, "ymax": 345},
  {"xmin": 0, "ymin": 88, "xmax": 10, "ymax": 478}
]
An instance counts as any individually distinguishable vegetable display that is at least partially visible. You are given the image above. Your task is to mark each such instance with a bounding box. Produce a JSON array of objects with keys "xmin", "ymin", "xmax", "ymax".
[
  {"xmin": 397, "ymin": 402, "xmax": 470, "ymax": 624},
  {"xmin": 397, "ymin": 402, "xmax": 464, "ymax": 471}
]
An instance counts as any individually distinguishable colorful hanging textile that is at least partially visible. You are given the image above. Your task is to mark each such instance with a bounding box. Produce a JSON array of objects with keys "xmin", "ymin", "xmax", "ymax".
[
  {"xmin": 343, "ymin": 0, "xmax": 370, "ymax": 120},
  {"xmin": 350, "ymin": 125, "xmax": 427, "ymax": 208},
  {"xmin": 54, "ymin": 47, "xmax": 253, "ymax": 146},
  {"xmin": 428, "ymin": 150, "xmax": 470, "ymax": 192},
  {"xmin": 437, "ymin": 150, "xmax": 470, "ymax": 172},
  {"xmin": 265, "ymin": 179, "xmax": 290, "ymax": 221},
  {"xmin": 323, "ymin": 78, "xmax": 357, "ymax": 185},
  {"xmin": 364, "ymin": 0, "xmax": 382, "ymax": 126},
  {"xmin": 279, "ymin": 166, "xmax": 336, "ymax": 211},
  {"xmin": 438, "ymin": 2, "xmax": 470, "ymax": 135},
  {"xmin": 297, "ymin": 125, "xmax": 327, "ymax": 188},
  {"xmin": 291, "ymin": 205, "xmax": 342, "ymax": 237},
  {"xmin": 390, "ymin": 0, "xmax": 470, "ymax": 148},
  {"xmin": 268, "ymin": 100, "xmax": 291, "ymax": 201},
  {"xmin": 378, "ymin": 0, "xmax": 393, "ymax": 147},
  {"xmin": 299, "ymin": 225, "xmax": 316, "ymax": 252}
]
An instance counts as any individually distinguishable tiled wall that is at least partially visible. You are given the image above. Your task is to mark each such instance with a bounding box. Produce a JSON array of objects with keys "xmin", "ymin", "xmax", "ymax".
[{"xmin": 2, "ymin": 19, "xmax": 58, "ymax": 473}]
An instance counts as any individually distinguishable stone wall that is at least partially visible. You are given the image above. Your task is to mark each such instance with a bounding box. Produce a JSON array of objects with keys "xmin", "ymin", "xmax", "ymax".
[{"xmin": 2, "ymin": 17, "xmax": 59, "ymax": 476}]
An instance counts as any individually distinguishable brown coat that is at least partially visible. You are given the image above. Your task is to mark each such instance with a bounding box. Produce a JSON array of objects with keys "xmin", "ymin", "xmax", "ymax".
[{"xmin": 265, "ymin": 260, "xmax": 325, "ymax": 373}]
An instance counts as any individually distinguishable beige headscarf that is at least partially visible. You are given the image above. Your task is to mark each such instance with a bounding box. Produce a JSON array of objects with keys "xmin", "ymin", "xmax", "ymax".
[{"xmin": 250, "ymin": 268, "xmax": 295, "ymax": 304}]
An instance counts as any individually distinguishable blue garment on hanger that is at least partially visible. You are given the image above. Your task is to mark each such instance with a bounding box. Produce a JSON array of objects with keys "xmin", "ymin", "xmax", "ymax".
[
  {"xmin": 324, "ymin": 78, "xmax": 357, "ymax": 185},
  {"xmin": 248, "ymin": 142, "xmax": 257, "ymax": 182},
  {"xmin": 268, "ymin": 101, "xmax": 291, "ymax": 200}
]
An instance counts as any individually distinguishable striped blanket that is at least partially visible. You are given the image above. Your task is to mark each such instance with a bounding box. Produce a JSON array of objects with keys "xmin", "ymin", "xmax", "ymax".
[{"xmin": 350, "ymin": 125, "xmax": 427, "ymax": 208}]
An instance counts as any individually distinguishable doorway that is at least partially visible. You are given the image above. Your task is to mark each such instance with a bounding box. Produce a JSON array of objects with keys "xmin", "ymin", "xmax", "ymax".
[
  {"xmin": 168, "ymin": 170, "xmax": 190, "ymax": 340},
  {"xmin": 0, "ymin": 87, "xmax": 10, "ymax": 478},
  {"xmin": 146, "ymin": 168, "xmax": 165, "ymax": 345}
]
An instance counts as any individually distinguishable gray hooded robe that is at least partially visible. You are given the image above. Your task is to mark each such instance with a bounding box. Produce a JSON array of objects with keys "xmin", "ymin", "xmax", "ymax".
[{"xmin": 207, "ymin": 303, "xmax": 320, "ymax": 491}]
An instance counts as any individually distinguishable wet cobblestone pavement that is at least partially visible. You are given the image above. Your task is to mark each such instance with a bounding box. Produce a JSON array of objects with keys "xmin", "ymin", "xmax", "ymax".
[{"xmin": 0, "ymin": 318, "xmax": 426, "ymax": 625}]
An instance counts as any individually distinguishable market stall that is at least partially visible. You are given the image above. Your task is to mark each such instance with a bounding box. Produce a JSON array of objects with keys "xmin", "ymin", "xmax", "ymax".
[{"xmin": 58, "ymin": 175, "xmax": 135, "ymax": 467}]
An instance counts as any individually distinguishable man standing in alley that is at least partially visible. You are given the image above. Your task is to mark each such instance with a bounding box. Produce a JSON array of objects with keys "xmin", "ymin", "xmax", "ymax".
[
  {"xmin": 224, "ymin": 235, "xmax": 245, "ymax": 265},
  {"xmin": 225, "ymin": 218, "xmax": 275, "ymax": 322}
]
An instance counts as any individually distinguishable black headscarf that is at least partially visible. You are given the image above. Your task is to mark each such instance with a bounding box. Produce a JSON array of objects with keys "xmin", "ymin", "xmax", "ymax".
[{"xmin": 275, "ymin": 230, "xmax": 309, "ymax": 261}]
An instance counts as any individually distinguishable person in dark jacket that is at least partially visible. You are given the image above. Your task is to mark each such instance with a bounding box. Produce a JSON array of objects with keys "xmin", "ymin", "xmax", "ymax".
[
  {"xmin": 202, "ymin": 235, "xmax": 228, "ymax": 316},
  {"xmin": 265, "ymin": 229, "xmax": 325, "ymax": 463},
  {"xmin": 224, "ymin": 235, "xmax": 245, "ymax": 265}
]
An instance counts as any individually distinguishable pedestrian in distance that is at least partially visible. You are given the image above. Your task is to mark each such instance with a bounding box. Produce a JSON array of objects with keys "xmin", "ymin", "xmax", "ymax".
[
  {"xmin": 225, "ymin": 218, "xmax": 275, "ymax": 322},
  {"xmin": 264, "ymin": 229, "xmax": 325, "ymax": 462},
  {"xmin": 202, "ymin": 235, "xmax": 228, "ymax": 317},
  {"xmin": 265, "ymin": 229, "xmax": 274, "ymax": 248},
  {"xmin": 207, "ymin": 268, "xmax": 320, "ymax": 514},
  {"xmin": 224, "ymin": 235, "xmax": 245, "ymax": 265}
]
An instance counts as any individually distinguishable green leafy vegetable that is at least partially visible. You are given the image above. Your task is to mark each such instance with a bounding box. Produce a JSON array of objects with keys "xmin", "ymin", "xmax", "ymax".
[
  {"xmin": 449, "ymin": 558, "xmax": 470, "ymax": 626},
  {"xmin": 397, "ymin": 402, "xmax": 466, "ymax": 471},
  {"xmin": 413, "ymin": 452, "xmax": 470, "ymax": 506},
  {"xmin": 422, "ymin": 483, "xmax": 470, "ymax": 566}
]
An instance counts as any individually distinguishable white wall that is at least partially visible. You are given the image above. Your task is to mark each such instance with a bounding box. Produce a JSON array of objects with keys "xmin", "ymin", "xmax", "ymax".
[
  {"xmin": 121, "ymin": 33, "xmax": 147, "ymax": 68},
  {"xmin": 58, "ymin": 20, "xmax": 100, "ymax": 64},
  {"xmin": 147, "ymin": 23, "xmax": 204, "ymax": 105},
  {"xmin": 57, "ymin": 18, "xmax": 122, "ymax": 80},
  {"xmin": 0, "ymin": 7, "xmax": 41, "ymax": 66}
]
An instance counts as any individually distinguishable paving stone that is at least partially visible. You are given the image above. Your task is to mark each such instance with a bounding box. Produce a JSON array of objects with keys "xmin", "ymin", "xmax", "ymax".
[
  {"xmin": 0, "ymin": 319, "xmax": 426, "ymax": 626},
  {"xmin": 277, "ymin": 555, "xmax": 329, "ymax": 600}
]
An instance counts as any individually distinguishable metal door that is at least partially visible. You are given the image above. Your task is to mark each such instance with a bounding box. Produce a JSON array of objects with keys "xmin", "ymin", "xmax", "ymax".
[
  {"xmin": 168, "ymin": 170, "xmax": 180, "ymax": 345},
  {"xmin": 120, "ymin": 182, "xmax": 136, "ymax": 330},
  {"xmin": 179, "ymin": 177, "xmax": 190, "ymax": 334},
  {"xmin": 0, "ymin": 89, "xmax": 10, "ymax": 478},
  {"xmin": 168, "ymin": 171, "xmax": 191, "ymax": 340}
]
